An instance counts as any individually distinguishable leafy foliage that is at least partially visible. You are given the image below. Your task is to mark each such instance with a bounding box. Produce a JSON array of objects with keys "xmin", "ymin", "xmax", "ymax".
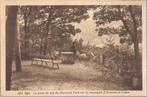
[
  {"xmin": 93, "ymin": 5, "xmax": 142, "ymax": 89},
  {"xmin": 93, "ymin": 5, "xmax": 142, "ymax": 45},
  {"xmin": 19, "ymin": 6, "xmax": 91, "ymax": 56}
]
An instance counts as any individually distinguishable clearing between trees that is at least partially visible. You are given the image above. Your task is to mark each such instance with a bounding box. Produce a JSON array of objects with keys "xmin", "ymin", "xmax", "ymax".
[{"xmin": 11, "ymin": 61, "xmax": 130, "ymax": 90}]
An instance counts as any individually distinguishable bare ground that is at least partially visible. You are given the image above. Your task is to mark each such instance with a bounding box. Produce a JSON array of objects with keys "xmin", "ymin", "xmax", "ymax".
[{"xmin": 11, "ymin": 61, "xmax": 129, "ymax": 90}]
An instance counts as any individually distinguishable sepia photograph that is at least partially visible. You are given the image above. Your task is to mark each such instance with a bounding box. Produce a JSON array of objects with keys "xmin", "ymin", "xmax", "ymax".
[{"xmin": 0, "ymin": 0, "xmax": 147, "ymax": 96}]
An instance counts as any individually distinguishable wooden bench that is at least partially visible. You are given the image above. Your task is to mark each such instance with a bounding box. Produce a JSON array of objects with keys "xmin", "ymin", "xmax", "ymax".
[{"xmin": 31, "ymin": 54, "xmax": 62, "ymax": 69}]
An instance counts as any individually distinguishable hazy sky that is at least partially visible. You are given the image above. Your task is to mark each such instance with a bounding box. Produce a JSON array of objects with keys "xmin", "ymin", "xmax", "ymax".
[{"xmin": 73, "ymin": 10, "xmax": 121, "ymax": 47}]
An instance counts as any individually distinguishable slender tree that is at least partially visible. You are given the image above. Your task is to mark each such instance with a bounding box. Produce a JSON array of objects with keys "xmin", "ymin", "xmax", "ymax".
[
  {"xmin": 20, "ymin": 6, "xmax": 36, "ymax": 59},
  {"xmin": 15, "ymin": 8, "xmax": 22, "ymax": 72}
]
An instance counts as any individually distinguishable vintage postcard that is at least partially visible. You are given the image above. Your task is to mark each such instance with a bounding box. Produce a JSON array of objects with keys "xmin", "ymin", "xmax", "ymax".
[{"xmin": 0, "ymin": 0, "xmax": 147, "ymax": 96}]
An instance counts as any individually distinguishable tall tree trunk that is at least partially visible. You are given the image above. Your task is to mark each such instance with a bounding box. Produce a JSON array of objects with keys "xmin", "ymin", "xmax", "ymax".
[
  {"xmin": 40, "ymin": 38, "xmax": 43, "ymax": 55},
  {"xmin": 129, "ymin": 5, "xmax": 142, "ymax": 90},
  {"xmin": 133, "ymin": 38, "xmax": 142, "ymax": 90},
  {"xmin": 15, "ymin": 11, "xmax": 22, "ymax": 72},
  {"xmin": 43, "ymin": 12, "xmax": 51, "ymax": 55},
  {"xmin": 6, "ymin": 6, "xmax": 18, "ymax": 90},
  {"xmin": 24, "ymin": 13, "xmax": 30, "ymax": 59},
  {"xmin": 43, "ymin": 35, "xmax": 48, "ymax": 55}
]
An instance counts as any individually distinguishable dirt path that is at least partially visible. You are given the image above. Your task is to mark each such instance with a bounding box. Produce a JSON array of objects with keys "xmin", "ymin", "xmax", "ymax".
[{"xmin": 11, "ymin": 61, "xmax": 126, "ymax": 90}]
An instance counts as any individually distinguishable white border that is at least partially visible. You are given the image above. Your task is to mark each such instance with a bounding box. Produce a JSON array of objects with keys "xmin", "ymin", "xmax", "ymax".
[{"xmin": 0, "ymin": 0, "xmax": 146, "ymax": 96}]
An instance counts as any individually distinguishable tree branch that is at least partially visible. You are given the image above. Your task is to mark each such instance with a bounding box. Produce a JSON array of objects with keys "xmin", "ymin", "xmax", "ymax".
[
  {"xmin": 116, "ymin": 6, "xmax": 134, "ymax": 38},
  {"xmin": 129, "ymin": 5, "xmax": 138, "ymax": 37}
]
